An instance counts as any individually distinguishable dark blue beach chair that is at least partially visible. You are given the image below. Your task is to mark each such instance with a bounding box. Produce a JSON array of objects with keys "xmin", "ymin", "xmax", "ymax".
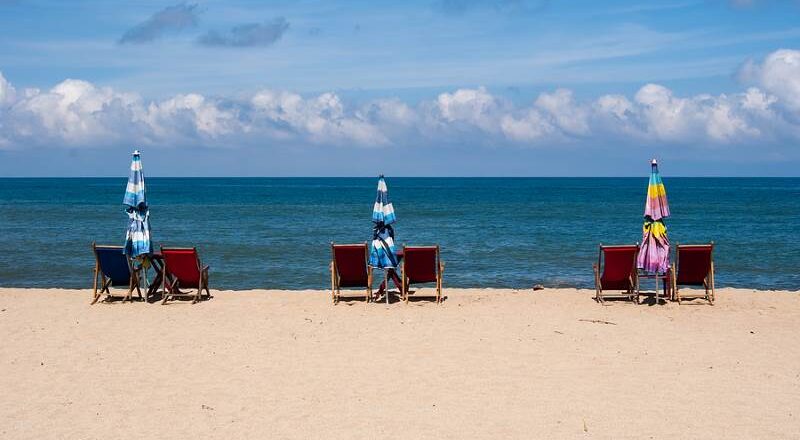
[{"xmin": 91, "ymin": 242, "xmax": 142, "ymax": 304}]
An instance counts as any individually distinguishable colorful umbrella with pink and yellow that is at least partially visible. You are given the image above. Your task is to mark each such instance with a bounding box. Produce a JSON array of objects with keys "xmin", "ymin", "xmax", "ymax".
[{"xmin": 637, "ymin": 159, "xmax": 671, "ymax": 275}]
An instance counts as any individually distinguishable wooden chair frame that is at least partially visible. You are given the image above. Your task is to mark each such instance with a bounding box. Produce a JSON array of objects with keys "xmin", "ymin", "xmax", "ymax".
[
  {"xmin": 160, "ymin": 246, "xmax": 210, "ymax": 305},
  {"xmin": 593, "ymin": 243, "xmax": 639, "ymax": 304},
  {"xmin": 330, "ymin": 242, "xmax": 372, "ymax": 304},
  {"xmin": 671, "ymin": 242, "xmax": 715, "ymax": 305},
  {"xmin": 91, "ymin": 242, "xmax": 142, "ymax": 304},
  {"xmin": 401, "ymin": 245, "xmax": 445, "ymax": 304}
]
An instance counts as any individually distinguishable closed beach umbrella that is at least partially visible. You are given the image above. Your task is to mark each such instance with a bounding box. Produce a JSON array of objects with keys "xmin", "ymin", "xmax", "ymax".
[
  {"xmin": 637, "ymin": 159, "xmax": 670, "ymax": 274},
  {"xmin": 369, "ymin": 175, "xmax": 398, "ymax": 268},
  {"xmin": 123, "ymin": 150, "xmax": 152, "ymax": 258}
]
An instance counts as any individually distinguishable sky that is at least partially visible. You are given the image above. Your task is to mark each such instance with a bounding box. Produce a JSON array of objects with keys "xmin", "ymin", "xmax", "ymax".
[{"xmin": 1, "ymin": 0, "xmax": 800, "ymax": 176}]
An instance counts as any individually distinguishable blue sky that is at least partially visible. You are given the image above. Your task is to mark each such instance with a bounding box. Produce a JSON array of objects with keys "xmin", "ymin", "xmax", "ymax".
[{"xmin": 1, "ymin": 0, "xmax": 800, "ymax": 176}]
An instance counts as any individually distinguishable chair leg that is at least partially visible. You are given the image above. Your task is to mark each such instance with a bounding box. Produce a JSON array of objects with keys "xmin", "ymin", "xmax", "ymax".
[
  {"xmin": 91, "ymin": 265, "xmax": 100, "ymax": 305},
  {"xmin": 709, "ymin": 262, "xmax": 716, "ymax": 304},
  {"xmin": 124, "ymin": 275, "xmax": 135, "ymax": 303},
  {"xmin": 135, "ymin": 276, "xmax": 143, "ymax": 301},
  {"xmin": 593, "ymin": 266, "xmax": 601, "ymax": 303},
  {"xmin": 162, "ymin": 279, "xmax": 175, "ymax": 305},
  {"xmin": 330, "ymin": 263, "xmax": 336, "ymax": 304},
  {"xmin": 100, "ymin": 278, "xmax": 112, "ymax": 303},
  {"xmin": 125, "ymin": 284, "xmax": 134, "ymax": 303}
]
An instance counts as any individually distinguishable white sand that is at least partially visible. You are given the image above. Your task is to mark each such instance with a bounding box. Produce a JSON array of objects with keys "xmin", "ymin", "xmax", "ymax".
[{"xmin": 1, "ymin": 287, "xmax": 798, "ymax": 439}]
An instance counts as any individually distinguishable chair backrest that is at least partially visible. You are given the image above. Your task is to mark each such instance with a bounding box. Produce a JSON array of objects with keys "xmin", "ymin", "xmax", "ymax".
[
  {"xmin": 94, "ymin": 244, "xmax": 132, "ymax": 286},
  {"xmin": 332, "ymin": 243, "xmax": 369, "ymax": 287},
  {"xmin": 599, "ymin": 245, "xmax": 638, "ymax": 290},
  {"xmin": 676, "ymin": 244, "xmax": 713, "ymax": 285},
  {"xmin": 161, "ymin": 247, "xmax": 201, "ymax": 286},
  {"xmin": 403, "ymin": 246, "xmax": 439, "ymax": 284}
]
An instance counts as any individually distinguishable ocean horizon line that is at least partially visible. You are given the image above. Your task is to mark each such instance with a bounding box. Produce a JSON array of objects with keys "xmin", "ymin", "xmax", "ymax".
[{"xmin": 2, "ymin": 175, "xmax": 799, "ymax": 179}]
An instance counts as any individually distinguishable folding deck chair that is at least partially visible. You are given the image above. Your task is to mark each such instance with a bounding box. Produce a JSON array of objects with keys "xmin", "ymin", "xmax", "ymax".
[
  {"xmin": 593, "ymin": 244, "xmax": 640, "ymax": 303},
  {"xmin": 401, "ymin": 245, "xmax": 445, "ymax": 304},
  {"xmin": 160, "ymin": 246, "xmax": 210, "ymax": 304},
  {"xmin": 91, "ymin": 242, "xmax": 142, "ymax": 304},
  {"xmin": 330, "ymin": 242, "xmax": 372, "ymax": 304},
  {"xmin": 671, "ymin": 243, "xmax": 715, "ymax": 305}
]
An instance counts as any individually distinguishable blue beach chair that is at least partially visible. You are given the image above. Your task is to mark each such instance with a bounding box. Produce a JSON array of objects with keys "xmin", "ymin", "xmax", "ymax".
[{"xmin": 91, "ymin": 242, "xmax": 143, "ymax": 304}]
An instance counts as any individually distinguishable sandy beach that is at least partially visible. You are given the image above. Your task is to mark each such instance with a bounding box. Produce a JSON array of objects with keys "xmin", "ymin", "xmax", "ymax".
[{"xmin": 1, "ymin": 287, "xmax": 798, "ymax": 439}]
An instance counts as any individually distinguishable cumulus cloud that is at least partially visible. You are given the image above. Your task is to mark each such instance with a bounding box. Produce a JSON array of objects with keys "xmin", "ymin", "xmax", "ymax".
[
  {"xmin": 740, "ymin": 49, "xmax": 800, "ymax": 112},
  {"xmin": 198, "ymin": 17, "xmax": 289, "ymax": 47},
  {"xmin": 1, "ymin": 49, "xmax": 800, "ymax": 150},
  {"xmin": 119, "ymin": 3, "xmax": 200, "ymax": 44},
  {"xmin": 433, "ymin": 87, "xmax": 505, "ymax": 133},
  {"xmin": 248, "ymin": 90, "xmax": 387, "ymax": 145},
  {"xmin": 0, "ymin": 71, "xmax": 16, "ymax": 106}
]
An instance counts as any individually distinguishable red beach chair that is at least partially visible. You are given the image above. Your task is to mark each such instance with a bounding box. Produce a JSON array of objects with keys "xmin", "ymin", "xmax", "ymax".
[
  {"xmin": 330, "ymin": 242, "xmax": 372, "ymax": 304},
  {"xmin": 593, "ymin": 244, "xmax": 639, "ymax": 303},
  {"xmin": 401, "ymin": 245, "xmax": 445, "ymax": 304},
  {"xmin": 671, "ymin": 243, "xmax": 715, "ymax": 305},
  {"xmin": 160, "ymin": 246, "xmax": 210, "ymax": 304}
]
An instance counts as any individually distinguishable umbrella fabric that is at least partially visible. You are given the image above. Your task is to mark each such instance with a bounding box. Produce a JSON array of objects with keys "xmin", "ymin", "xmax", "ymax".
[
  {"xmin": 637, "ymin": 160, "xmax": 670, "ymax": 274},
  {"xmin": 369, "ymin": 176, "xmax": 398, "ymax": 268},
  {"xmin": 123, "ymin": 150, "xmax": 152, "ymax": 258}
]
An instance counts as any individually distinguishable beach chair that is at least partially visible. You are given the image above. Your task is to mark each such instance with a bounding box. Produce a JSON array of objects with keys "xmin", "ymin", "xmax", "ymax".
[
  {"xmin": 330, "ymin": 242, "xmax": 372, "ymax": 304},
  {"xmin": 593, "ymin": 244, "xmax": 639, "ymax": 303},
  {"xmin": 401, "ymin": 245, "xmax": 445, "ymax": 304},
  {"xmin": 160, "ymin": 246, "xmax": 210, "ymax": 304},
  {"xmin": 671, "ymin": 243, "xmax": 715, "ymax": 305},
  {"xmin": 91, "ymin": 242, "xmax": 142, "ymax": 304}
]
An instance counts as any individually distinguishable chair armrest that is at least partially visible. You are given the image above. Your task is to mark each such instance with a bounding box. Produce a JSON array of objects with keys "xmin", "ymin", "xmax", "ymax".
[
  {"xmin": 201, "ymin": 265, "xmax": 209, "ymax": 273},
  {"xmin": 439, "ymin": 261, "xmax": 445, "ymax": 274}
]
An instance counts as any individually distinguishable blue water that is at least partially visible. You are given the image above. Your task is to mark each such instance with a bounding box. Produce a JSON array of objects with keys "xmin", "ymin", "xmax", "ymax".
[{"xmin": 0, "ymin": 178, "xmax": 798, "ymax": 290}]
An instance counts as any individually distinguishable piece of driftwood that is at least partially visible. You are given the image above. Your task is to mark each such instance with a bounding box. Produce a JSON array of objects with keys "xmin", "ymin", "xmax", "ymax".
[{"xmin": 578, "ymin": 318, "xmax": 617, "ymax": 325}]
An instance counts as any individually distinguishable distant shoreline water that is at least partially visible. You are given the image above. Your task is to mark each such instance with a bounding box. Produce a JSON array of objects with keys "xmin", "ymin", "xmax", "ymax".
[{"xmin": 1, "ymin": 177, "xmax": 798, "ymax": 290}]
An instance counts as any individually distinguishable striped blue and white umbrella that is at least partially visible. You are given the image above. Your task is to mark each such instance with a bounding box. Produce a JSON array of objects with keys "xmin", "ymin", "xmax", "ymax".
[
  {"xmin": 369, "ymin": 175, "xmax": 398, "ymax": 268},
  {"xmin": 123, "ymin": 150, "xmax": 152, "ymax": 258}
]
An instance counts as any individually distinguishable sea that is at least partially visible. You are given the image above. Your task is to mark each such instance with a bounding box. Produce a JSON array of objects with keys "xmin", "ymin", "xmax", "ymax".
[{"xmin": 0, "ymin": 178, "xmax": 798, "ymax": 290}]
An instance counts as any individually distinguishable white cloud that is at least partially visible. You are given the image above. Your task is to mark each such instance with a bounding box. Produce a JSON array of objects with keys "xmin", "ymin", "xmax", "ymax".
[
  {"xmin": 433, "ymin": 86, "xmax": 504, "ymax": 133},
  {"xmin": 0, "ymin": 71, "xmax": 15, "ymax": 106},
  {"xmin": 143, "ymin": 93, "xmax": 239, "ymax": 142},
  {"xmin": 629, "ymin": 84, "xmax": 763, "ymax": 142},
  {"xmin": 1, "ymin": 49, "xmax": 800, "ymax": 150},
  {"xmin": 741, "ymin": 49, "xmax": 800, "ymax": 112},
  {"xmin": 250, "ymin": 90, "xmax": 388, "ymax": 146},
  {"xmin": 500, "ymin": 109, "xmax": 554, "ymax": 141},
  {"xmin": 534, "ymin": 89, "xmax": 590, "ymax": 136},
  {"xmin": 8, "ymin": 79, "xmax": 141, "ymax": 144}
]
